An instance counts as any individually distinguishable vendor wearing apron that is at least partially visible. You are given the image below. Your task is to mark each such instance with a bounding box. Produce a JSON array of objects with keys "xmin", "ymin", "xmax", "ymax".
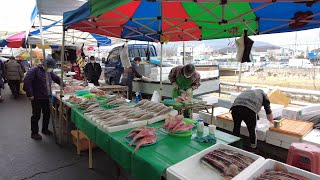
[{"xmin": 168, "ymin": 64, "xmax": 201, "ymax": 117}]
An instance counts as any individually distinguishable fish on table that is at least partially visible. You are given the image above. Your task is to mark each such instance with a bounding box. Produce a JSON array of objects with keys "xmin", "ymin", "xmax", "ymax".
[
  {"xmin": 125, "ymin": 126, "xmax": 157, "ymax": 153},
  {"xmin": 201, "ymin": 149, "xmax": 255, "ymax": 179}
]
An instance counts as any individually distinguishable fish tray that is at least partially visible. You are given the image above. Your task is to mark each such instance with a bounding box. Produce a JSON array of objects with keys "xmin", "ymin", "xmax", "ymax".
[
  {"xmin": 98, "ymin": 120, "xmax": 148, "ymax": 133},
  {"xmin": 166, "ymin": 143, "xmax": 265, "ymax": 180},
  {"xmin": 245, "ymin": 159, "xmax": 320, "ymax": 180}
]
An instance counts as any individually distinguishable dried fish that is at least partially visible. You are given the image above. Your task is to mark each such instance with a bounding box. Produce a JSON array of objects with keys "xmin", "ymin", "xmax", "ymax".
[
  {"xmin": 133, "ymin": 113, "xmax": 154, "ymax": 121},
  {"xmin": 134, "ymin": 99, "xmax": 148, "ymax": 107},
  {"xmin": 201, "ymin": 149, "xmax": 255, "ymax": 179},
  {"xmin": 156, "ymin": 107, "xmax": 172, "ymax": 116}
]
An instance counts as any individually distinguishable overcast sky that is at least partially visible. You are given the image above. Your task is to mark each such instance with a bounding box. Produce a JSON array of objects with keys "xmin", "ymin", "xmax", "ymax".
[{"xmin": 1, "ymin": 0, "xmax": 319, "ymax": 51}]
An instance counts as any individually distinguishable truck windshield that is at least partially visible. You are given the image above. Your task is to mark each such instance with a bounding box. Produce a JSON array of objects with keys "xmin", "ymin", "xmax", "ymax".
[{"xmin": 128, "ymin": 45, "xmax": 156, "ymax": 57}]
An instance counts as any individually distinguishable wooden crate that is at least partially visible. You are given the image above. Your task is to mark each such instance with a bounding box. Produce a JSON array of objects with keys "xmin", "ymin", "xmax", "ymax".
[
  {"xmin": 71, "ymin": 130, "xmax": 96, "ymax": 151},
  {"xmin": 269, "ymin": 118, "xmax": 314, "ymax": 137}
]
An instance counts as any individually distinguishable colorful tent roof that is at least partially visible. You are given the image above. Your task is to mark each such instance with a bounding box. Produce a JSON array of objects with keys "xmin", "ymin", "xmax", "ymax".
[{"xmin": 63, "ymin": 1, "xmax": 320, "ymax": 42}]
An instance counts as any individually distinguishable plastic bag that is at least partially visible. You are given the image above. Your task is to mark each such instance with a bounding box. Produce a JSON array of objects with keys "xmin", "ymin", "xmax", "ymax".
[
  {"xmin": 151, "ymin": 91, "xmax": 160, "ymax": 103},
  {"xmin": 120, "ymin": 43, "xmax": 131, "ymax": 68}
]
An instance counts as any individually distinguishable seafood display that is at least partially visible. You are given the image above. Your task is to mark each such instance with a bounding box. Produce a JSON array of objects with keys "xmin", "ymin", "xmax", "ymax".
[
  {"xmin": 64, "ymin": 85, "xmax": 85, "ymax": 94},
  {"xmin": 78, "ymin": 100, "xmax": 97, "ymax": 109},
  {"xmin": 90, "ymin": 88, "xmax": 106, "ymax": 97},
  {"xmin": 126, "ymin": 126, "xmax": 157, "ymax": 153},
  {"xmin": 68, "ymin": 95, "xmax": 82, "ymax": 103},
  {"xmin": 159, "ymin": 115, "xmax": 194, "ymax": 133},
  {"xmin": 201, "ymin": 149, "xmax": 255, "ymax": 179},
  {"xmin": 81, "ymin": 100, "xmax": 173, "ymax": 129},
  {"xmin": 254, "ymin": 163, "xmax": 310, "ymax": 180}
]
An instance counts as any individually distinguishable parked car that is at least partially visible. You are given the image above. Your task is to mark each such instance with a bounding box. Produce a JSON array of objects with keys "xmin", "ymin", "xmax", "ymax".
[{"xmin": 104, "ymin": 44, "xmax": 157, "ymax": 84}]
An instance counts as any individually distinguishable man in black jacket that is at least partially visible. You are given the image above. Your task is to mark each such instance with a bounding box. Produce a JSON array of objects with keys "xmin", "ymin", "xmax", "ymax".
[
  {"xmin": 231, "ymin": 89, "xmax": 273, "ymax": 149},
  {"xmin": 84, "ymin": 56, "xmax": 101, "ymax": 86}
]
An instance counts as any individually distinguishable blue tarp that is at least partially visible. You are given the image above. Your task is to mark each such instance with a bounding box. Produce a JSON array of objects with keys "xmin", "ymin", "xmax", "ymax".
[{"xmin": 91, "ymin": 33, "xmax": 111, "ymax": 46}]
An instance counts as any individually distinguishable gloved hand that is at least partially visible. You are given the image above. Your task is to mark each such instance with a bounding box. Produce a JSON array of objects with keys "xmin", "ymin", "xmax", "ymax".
[
  {"xmin": 141, "ymin": 76, "xmax": 147, "ymax": 81},
  {"xmin": 186, "ymin": 88, "xmax": 193, "ymax": 96},
  {"xmin": 172, "ymin": 82, "xmax": 179, "ymax": 90}
]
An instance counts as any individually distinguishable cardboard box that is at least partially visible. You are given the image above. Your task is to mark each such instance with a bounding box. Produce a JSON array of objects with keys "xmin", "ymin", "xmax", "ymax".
[
  {"xmin": 71, "ymin": 130, "xmax": 96, "ymax": 151},
  {"xmin": 268, "ymin": 89, "xmax": 291, "ymax": 107}
]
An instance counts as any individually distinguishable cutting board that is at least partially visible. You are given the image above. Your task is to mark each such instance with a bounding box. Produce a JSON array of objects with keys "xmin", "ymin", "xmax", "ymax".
[
  {"xmin": 269, "ymin": 118, "xmax": 314, "ymax": 137},
  {"xmin": 216, "ymin": 112, "xmax": 233, "ymax": 121}
]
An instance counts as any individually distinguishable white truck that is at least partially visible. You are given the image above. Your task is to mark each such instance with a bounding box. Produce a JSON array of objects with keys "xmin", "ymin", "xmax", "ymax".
[{"xmin": 288, "ymin": 59, "xmax": 313, "ymax": 68}]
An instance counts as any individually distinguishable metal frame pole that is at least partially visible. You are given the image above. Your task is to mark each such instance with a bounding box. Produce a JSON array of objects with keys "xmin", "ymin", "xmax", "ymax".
[
  {"xmin": 59, "ymin": 29, "xmax": 66, "ymax": 145},
  {"xmin": 38, "ymin": 12, "xmax": 59, "ymax": 144},
  {"xmin": 160, "ymin": 43, "xmax": 163, "ymax": 100}
]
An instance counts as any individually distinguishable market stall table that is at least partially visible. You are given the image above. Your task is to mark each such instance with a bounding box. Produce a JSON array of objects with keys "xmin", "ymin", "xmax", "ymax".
[{"xmin": 70, "ymin": 105, "xmax": 241, "ymax": 179}]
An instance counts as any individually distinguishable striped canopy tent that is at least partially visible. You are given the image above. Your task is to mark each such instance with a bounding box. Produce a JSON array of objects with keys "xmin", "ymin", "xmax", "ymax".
[{"xmin": 63, "ymin": 0, "xmax": 320, "ymax": 42}]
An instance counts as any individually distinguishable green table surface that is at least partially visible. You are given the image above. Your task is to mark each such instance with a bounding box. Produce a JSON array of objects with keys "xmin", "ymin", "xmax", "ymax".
[{"xmin": 71, "ymin": 106, "xmax": 241, "ymax": 180}]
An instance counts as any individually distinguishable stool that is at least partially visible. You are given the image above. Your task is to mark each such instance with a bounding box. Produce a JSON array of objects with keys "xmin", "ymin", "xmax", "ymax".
[{"xmin": 286, "ymin": 143, "xmax": 320, "ymax": 175}]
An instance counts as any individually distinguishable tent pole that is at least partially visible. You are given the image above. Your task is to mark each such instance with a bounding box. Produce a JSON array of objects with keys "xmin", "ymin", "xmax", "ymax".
[
  {"xmin": 38, "ymin": 12, "xmax": 59, "ymax": 145},
  {"xmin": 160, "ymin": 43, "xmax": 163, "ymax": 100},
  {"xmin": 183, "ymin": 41, "xmax": 185, "ymax": 65},
  {"xmin": 59, "ymin": 29, "xmax": 66, "ymax": 146},
  {"xmin": 29, "ymin": 44, "xmax": 32, "ymax": 67}
]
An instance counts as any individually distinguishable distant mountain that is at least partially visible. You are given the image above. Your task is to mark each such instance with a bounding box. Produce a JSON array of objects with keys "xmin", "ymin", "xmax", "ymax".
[
  {"xmin": 311, "ymin": 48, "xmax": 320, "ymax": 53},
  {"xmin": 163, "ymin": 39, "xmax": 279, "ymax": 51}
]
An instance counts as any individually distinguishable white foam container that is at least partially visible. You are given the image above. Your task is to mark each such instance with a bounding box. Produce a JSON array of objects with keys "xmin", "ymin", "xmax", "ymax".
[
  {"xmin": 258, "ymin": 103, "xmax": 284, "ymax": 119},
  {"xmin": 98, "ymin": 120, "xmax": 148, "ymax": 133},
  {"xmin": 301, "ymin": 104, "xmax": 320, "ymax": 114},
  {"xmin": 246, "ymin": 159, "xmax": 320, "ymax": 180},
  {"xmin": 199, "ymin": 107, "xmax": 229, "ymax": 125},
  {"xmin": 230, "ymin": 93, "xmax": 240, "ymax": 103},
  {"xmin": 166, "ymin": 143, "xmax": 265, "ymax": 180},
  {"xmin": 150, "ymin": 67, "xmax": 173, "ymax": 74},
  {"xmin": 282, "ymin": 107, "xmax": 302, "ymax": 120},
  {"xmin": 266, "ymin": 130, "xmax": 306, "ymax": 149},
  {"xmin": 215, "ymin": 115, "xmax": 234, "ymax": 132},
  {"xmin": 266, "ymin": 137, "xmax": 282, "ymax": 147},
  {"xmin": 240, "ymin": 120, "xmax": 270, "ymax": 141},
  {"xmin": 302, "ymin": 129, "xmax": 320, "ymax": 148}
]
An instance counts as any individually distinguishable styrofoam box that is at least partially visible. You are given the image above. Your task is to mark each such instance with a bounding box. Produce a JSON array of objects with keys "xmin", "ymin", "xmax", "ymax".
[
  {"xmin": 150, "ymin": 67, "xmax": 173, "ymax": 74},
  {"xmin": 300, "ymin": 104, "xmax": 320, "ymax": 114},
  {"xmin": 215, "ymin": 116, "xmax": 234, "ymax": 132},
  {"xmin": 199, "ymin": 107, "xmax": 229, "ymax": 125},
  {"xmin": 266, "ymin": 137, "xmax": 281, "ymax": 147},
  {"xmin": 240, "ymin": 120, "xmax": 270, "ymax": 141},
  {"xmin": 230, "ymin": 93, "xmax": 240, "ymax": 103},
  {"xmin": 282, "ymin": 107, "xmax": 302, "ymax": 120},
  {"xmin": 200, "ymin": 95, "xmax": 219, "ymax": 105},
  {"xmin": 303, "ymin": 129, "xmax": 320, "ymax": 148},
  {"xmin": 150, "ymin": 74, "xmax": 169, "ymax": 81},
  {"xmin": 258, "ymin": 103, "xmax": 284, "ymax": 119},
  {"xmin": 246, "ymin": 159, "xmax": 320, "ymax": 180},
  {"xmin": 266, "ymin": 130, "xmax": 304, "ymax": 149},
  {"xmin": 166, "ymin": 143, "xmax": 265, "ymax": 180}
]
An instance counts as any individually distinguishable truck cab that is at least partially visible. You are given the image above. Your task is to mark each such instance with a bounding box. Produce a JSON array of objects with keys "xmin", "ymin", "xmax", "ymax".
[{"xmin": 104, "ymin": 44, "xmax": 157, "ymax": 84}]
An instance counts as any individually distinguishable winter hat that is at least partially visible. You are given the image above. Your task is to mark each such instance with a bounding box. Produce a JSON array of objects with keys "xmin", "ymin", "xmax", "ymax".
[{"xmin": 45, "ymin": 58, "xmax": 56, "ymax": 68}]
